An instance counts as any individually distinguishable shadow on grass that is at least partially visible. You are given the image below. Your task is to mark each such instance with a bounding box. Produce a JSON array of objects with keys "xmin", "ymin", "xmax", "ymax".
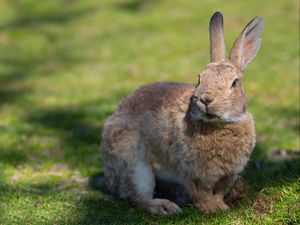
[
  {"xmin": 22, "ymin": 104, "xmax": 104, "ymax": 168},
  {"xmin": 0, "ymin": 164, "xmax": 6, "ymax": 221},
  {"xmin": 0, "ymin": 65, "xmax": 33, "ymax": 104},
  {"xmin": 23, "ymin": 90, "xmax": 128, "ymax": 167},
  {"xmin": 117, "ymin": 0, "xmax": 153, "ymax": 12},
  {"xmin": 0, "ymin": 148, "xmax": 30, "ymax": 167},
  {"xmin": 0, "ymin": 0, "xmax": 95, "ymax": 105},
  {"xmin": 0, "ymin": 0, "xmax": 95, "ymax": 30},
  {"xmin": 0, "ymin": 174, "xmax": 147, "ymax": 225},
  {"xmin": 0, "ymin": 0, "xmax": 100, "ymax": 167},
  {"xmin": 0, "ymin": 179, "xmax": 146, "ymax": 225},
  {"xmin": 77, "ymin": 196, "xmax": 148, "ymax": 225},
  {"xmin": 243, "ymin": 143, "xmax": 300, "ymax": 192},
  {"xmin": 0, "ymin": 90, "xmax": 127, "ymax": 168}
]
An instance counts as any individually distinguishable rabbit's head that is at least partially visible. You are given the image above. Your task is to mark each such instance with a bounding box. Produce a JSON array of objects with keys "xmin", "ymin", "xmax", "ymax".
[{"xmin": 190, "ymin": 12, "xmax": 264, "ymax": 123}]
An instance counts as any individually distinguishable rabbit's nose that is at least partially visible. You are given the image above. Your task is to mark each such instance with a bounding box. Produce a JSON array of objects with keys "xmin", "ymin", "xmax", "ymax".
[{"xmin": 200, "ymin": 96, "xmax": 214, "ymax": 106}]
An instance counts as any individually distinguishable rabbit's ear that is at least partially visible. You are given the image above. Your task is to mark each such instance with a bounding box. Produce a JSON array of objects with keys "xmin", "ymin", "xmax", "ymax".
[
  {"xmin": 229, "ymin": 16, "xmax": 264, "ymax": 72},
  {"xmin": 209, "ymin": 12, "xmax": 226, "ymax": 62}
]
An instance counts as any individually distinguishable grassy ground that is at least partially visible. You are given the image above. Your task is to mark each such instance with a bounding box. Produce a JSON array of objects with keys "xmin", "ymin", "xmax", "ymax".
[{"xmin": 0, "ymin": 0, "xmax": 299, "ymax": 224}]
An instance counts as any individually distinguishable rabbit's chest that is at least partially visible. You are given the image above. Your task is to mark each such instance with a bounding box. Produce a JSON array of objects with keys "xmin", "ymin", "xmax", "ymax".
[
  {"xmin": 194, "ymin": 134, "xmax": 252, "ymax": 172},
  {"xmin": 180, "ymin": 121, "xmax": 255, "ymax": 186}
]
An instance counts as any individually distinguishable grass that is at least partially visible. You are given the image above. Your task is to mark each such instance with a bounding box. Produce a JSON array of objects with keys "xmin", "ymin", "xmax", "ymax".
[{"xmin": 0, "ymin": 0, "xmax": 299, "ymax": 224}]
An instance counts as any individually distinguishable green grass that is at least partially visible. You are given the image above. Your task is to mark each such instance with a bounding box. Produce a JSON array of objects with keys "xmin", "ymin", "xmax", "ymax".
[{"xmin": 0, "ymin": 0, "xmax": 299, "ymax": 224}]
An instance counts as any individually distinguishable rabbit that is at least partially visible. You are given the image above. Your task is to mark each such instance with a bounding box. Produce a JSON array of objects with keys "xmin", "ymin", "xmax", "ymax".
[{"xmin": 101, "ymin": 11, "xmax": 264, "ymax": 215}]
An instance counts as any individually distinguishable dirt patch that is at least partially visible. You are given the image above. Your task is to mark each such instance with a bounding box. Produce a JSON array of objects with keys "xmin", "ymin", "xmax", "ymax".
[{"xmin": 253, "ymin": 195, "xmax": 276, "ymax": 215}]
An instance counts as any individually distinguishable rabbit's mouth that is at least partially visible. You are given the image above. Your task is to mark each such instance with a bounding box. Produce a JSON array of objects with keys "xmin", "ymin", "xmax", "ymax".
[
  {"xmin": 189, "ymin": 107, "xmax": 221, "ymax": 122},
  {"xmin": 189, "ymin": 99, "xmax": 222, "ymax": 122},
  {"xmin": 200, "ymin": 111, "xmax": 223, "ymax": 122},
  {"xmin": 201, "ymin": 105, "xmax": 221, "ymax": 121},
  {"xmin": 204, "ymin": 112, "xmax": 219, "ymax": 120}
]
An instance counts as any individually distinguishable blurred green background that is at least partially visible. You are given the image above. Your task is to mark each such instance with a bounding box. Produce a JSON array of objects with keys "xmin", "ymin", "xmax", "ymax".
[{"xmin": 0, "ymin": 0, "xmax": 298, "ymax": 224}]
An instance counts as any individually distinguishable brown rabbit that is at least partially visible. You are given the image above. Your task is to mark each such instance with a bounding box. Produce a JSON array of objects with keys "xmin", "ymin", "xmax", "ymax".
[{"xmin": 101, "ymin": 12, "xmax": 264, "ymax": 215}]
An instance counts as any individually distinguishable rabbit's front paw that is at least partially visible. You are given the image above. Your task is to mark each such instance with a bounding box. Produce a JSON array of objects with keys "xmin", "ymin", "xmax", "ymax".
[
  {"xmin": 145, "ymin": 198, "xmax": 182, "ymax": 215},
  {"xmin": 196, "ymin": 200, "xmax": 229, "ymax": 214}
]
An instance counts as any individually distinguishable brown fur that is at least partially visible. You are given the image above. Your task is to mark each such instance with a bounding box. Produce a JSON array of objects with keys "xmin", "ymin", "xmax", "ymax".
[
  {"xmin": 118, "ymin": 82, "xmax": 194, "ymax": 115},
  {"xmin": 100, "ymin": 12, "xmax": 263, "ymax": 215}
]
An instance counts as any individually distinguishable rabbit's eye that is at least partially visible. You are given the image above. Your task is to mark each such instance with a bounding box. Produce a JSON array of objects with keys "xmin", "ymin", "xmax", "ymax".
[{"xmin": 231, "ymin": 78, "xmax": 239, "ymax": 88}]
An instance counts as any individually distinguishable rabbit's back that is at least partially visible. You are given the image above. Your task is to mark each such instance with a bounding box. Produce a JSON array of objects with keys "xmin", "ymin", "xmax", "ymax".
[
  {"xmin": 117, "ymin": 82, "xmax": 195, "ymax": 116},
  {"xmin": 101, "ymin": 82, "xmax": 195, "ymax": 161}
]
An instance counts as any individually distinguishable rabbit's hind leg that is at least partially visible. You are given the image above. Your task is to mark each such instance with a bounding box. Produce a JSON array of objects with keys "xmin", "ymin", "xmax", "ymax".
[
  {"xmin": 121, "ymin": 161, "xmax": 182, "ymax": 215},
  {"xmin": 102, "ymin": 120, "xmax": 181, "ymax": 215}
]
